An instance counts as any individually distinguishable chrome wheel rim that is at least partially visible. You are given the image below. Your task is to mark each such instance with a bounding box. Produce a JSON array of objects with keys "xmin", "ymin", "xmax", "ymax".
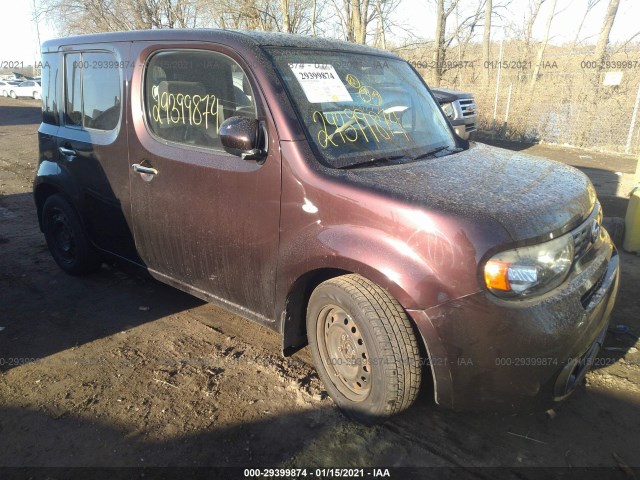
[{"xmin": 317, "ymin": 305, "xmax": 371, "ymax": 401}]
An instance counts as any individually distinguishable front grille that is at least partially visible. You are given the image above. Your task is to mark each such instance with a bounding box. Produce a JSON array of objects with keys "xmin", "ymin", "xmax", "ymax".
[
  {"xmin": 458, "ymin": 99, "xmax": 477, "ymax": 117},
  {"xmin": 572, "ymin": 221, "xmax": 591, "ymax": 260},
  {"xmin": 571, "ymin": 205, "xmax": 600, "ymax": 262}
]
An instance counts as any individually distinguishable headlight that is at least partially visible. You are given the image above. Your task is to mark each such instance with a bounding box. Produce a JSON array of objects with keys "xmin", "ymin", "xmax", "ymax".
[
  {"xmin": 484, "ymin": 235, "xmax": 574, "ymax": 298},
  {"xmin": 441, "ymin": 102, "xmax": 455, "ymax": 120}
]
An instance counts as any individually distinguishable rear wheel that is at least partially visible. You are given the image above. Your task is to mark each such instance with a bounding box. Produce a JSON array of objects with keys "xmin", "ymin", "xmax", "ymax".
[
  {"xmin": 9, "ymin": 91, "xmax": 17, "ymax": 99},
  {"xmin": 307, "ymin": 274, "xmax": 422, "ymax": 424},
  {"xmin": 42, "ymin": 194, "xmax": 101, "ymax": 275},
  {"xmin": 33, "ymin": 91, "xmax": 41, "ymax": 100}
]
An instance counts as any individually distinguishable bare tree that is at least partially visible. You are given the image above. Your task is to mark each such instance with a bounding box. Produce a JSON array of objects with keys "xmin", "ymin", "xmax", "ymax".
[
  {"xmin": 311, "ymin": 0, "xmax": 318, "ymax": 34},
  {"xmin": 572, "ymin": 0, "xmax": 602, "ymax": 47},
  {"xmin": 217, "ymin": 0, "xmax": 280, "ymax": 31},
  {"xmin": 448, "ymin": 0, "xmax": 485, "ymax": 85},
  {"xmin": 593, "ymin": 0, "xmax": 620, "ymax": 66},
  {"xmin": 432, "ymin": 0, "xmax": 460, "ymax": 86},
  {"xmin": 372, "ymin": 0, "xmax": 401, "ymax": 47},
  {"xmin": 374, "ymin": 0, "xmax": 386, "ymax": 48},
  {"xmin": 529, "ymin": 0, "xmax": 557, "ymax": 87},
  {"xmin": 288, "ymin": 0, "xmax": 316, "ymax": 32},
  {"xmin": 355, "ymin": 0, "xmax": 370, "ymax": 43},
  {"xmin": 482, "ymin": 0, "xmax": 491, "ymax": 86},
  {"xmin": 523, "ymin": 0, "xmax": 546, "ymax": 59},
  {"xmin": 40, "ymin": 0, "xmax": 207, "ymax": 33},
  {"xmin": 42, "ymin": 0, "xmax": 325, "ymax": 35},
  {"xmin": 331, "ymin": 0, "xmax": 399, "ymax": 44},
  {"xmin": 338, "ymin": 0, "xmax": 371, "ymax": 43}
]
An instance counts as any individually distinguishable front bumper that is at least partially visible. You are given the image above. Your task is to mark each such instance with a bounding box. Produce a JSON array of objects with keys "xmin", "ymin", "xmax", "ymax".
[
  {"xmin": 450, "ymin": 118, "xmax": 477, "ymax": 141},
  {"xmin": 408, "ymin": 234, "xmax": 619, "ymax": 411}
]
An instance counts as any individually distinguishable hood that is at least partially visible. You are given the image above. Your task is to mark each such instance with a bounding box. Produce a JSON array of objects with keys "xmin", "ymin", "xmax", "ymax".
[{"xmin": 336, "ymin": 142, "xmax": 596, "ymax": 242}]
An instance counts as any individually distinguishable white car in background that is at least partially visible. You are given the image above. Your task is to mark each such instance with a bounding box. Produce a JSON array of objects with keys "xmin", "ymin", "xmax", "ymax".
[
  {"xmin": 8, "ymin": 80, "xmax": 41, "ymax": 100},
  {"xmin": 0, "ymin": 80, "xmax": 20, "ymax": 97}
]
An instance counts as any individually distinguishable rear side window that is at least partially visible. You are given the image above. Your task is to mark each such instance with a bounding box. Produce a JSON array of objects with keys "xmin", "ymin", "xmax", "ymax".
[
  {"xmin": 41, "ymin": 53, "xmax": 60, "ymax": 125},
  {"xmin": 144, "ymin": 50, "xmax": 256, "ymax": 150},
  {"xmin": 64, "ymin": 53, "xmax": 82, "ymax": 126},
  {"xmin": 64, "ymin": 51, "xmax": 121, "ymax": 131}
]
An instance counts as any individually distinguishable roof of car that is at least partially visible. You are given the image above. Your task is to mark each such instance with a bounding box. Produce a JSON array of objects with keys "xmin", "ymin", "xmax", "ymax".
[{"xmin": 42, "ymin": 29, "xmax": 399, "ymax": 59}]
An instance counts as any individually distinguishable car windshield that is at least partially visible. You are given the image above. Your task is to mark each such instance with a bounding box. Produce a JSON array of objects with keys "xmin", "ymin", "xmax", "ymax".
[{"xmin": 267, "ymin": 48, "xmax": 457, "ymax": 168}]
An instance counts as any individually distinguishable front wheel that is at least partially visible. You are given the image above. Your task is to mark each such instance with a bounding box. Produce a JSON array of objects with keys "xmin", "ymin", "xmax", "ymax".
[
  {"xmin": 9, "ymin": 91, "xmax": 17, "ymax": 99},
  {"xmin": 42, "ymin": 194, "xmax": 102, "ymax": 275},
  {"xmin": 307, "ymin": 274, "xmax": 422, "ymax": 424}
]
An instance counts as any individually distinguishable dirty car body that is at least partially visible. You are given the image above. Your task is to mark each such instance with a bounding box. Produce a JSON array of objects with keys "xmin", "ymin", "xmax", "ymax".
[{"xmin": 34, "ymin": 29, "xmax": 619, "ymax": 420}]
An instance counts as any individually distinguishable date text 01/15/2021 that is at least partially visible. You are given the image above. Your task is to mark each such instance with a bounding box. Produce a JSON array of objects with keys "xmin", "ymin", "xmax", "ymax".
[{"xmin": 243, "ymin": 468, "xmax": 391, "ymax": 478}]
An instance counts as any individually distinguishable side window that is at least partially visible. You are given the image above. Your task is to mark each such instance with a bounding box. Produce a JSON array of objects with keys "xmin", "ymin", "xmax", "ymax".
[
  {"xmin": 41, "ymin": 53, "xmax": 60, "ymax": 126},
  {"xmin": 144, "ymin": 50, "xmax": 256, "ymax": 150},
  {"xmin": 64, "ymin": 53, "xmax": 82, "ymax": 126},
  {"xmin": 64, "ymin": 51, "xmax": 121, "ymax": 131},
  {"xmin": 82, "ymin": 52, "xmax": 121, "ymax": 130}
]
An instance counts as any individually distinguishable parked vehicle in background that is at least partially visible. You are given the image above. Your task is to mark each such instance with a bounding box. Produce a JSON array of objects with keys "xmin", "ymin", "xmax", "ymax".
[
  {"xmin": 9, "ymin": 80, "xmax": 41, "ymax": 99},
  {"xmin": 431, "ymin": 87, "xmax": 477, "ymax": 140},
  {"xmin": 1, "ymin": 80, "xmax": 22, "ymax": 96},
  {"xmin": 0, "ymin": 80, "xmax": 15, "ymax": 96},
  {"xmin": 35, "ymin": 30, "xmax": 618, "ymax": 424}
]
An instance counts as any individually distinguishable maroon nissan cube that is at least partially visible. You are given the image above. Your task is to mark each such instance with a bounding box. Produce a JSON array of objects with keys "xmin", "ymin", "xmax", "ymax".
[{"xmin": 34, "ymin": 29, "xmax": 619, "ymax": 423}]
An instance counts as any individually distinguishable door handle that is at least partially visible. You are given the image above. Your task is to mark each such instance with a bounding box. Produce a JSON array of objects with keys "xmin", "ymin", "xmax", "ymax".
[
  {"xmin": 59, "ymin": 146, "xmax": 76, "ymax": 156},
  {"xmin": 132, "ymin": 164, "xmax": 158, "ymax": 176}
]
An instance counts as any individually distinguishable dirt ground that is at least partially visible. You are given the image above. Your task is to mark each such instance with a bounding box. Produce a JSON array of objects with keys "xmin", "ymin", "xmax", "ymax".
[{"xmin": 1, "ymin": 96, "xmax": 640, "ymax": 476}]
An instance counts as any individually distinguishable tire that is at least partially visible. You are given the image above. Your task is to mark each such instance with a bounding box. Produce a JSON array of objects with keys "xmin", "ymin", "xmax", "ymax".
[
  {"xmin": 307, "ymin": 274, "xmax": 422, "ymax": 424},
  {"xmin": 33, "ymin": 91, "xmax": 41, "ymax": 100},
  {"xmin": 9, "ymin": 91, "xmax": 17, "ymax": 99},
  {"xmin": 42, "ymin": 194, "xmax": 101, "ymax": 275}
]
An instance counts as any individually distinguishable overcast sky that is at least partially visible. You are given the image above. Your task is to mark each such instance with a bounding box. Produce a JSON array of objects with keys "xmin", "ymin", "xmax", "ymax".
[{"xmin": 1, "ymin": 0, "xmax": 639, "ymax": 65}]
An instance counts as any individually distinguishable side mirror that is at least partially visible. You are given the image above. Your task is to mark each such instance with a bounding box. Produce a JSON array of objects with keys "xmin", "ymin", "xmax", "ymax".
[{"xmin": 219, "ymin": 116, "xmax": 267, "ymax": 161}]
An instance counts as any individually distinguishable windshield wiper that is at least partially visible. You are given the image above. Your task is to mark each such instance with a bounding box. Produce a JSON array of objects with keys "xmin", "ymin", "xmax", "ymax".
[
  {"xmin": 411, "ymin": 146, "xmax": 461, "ymax": 161},
  {"xmin": 339, "ymin": 155, "xmax": 407, "ymax": 169},
  {"xmin": 339, "ymin": 146, "xmax": 461, "ymax": 169}
]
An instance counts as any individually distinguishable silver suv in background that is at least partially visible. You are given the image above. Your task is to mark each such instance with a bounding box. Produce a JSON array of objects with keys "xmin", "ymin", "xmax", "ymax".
[{"xmin": 431, "ymin": 88, "xmax": 477, "ymax": 140}]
